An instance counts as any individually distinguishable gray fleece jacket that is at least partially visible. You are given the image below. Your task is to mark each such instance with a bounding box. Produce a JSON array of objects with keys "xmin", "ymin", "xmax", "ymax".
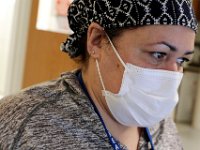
[{"xmin": 0, "ymin": 71, "xmax": 183, "ymax": 150}]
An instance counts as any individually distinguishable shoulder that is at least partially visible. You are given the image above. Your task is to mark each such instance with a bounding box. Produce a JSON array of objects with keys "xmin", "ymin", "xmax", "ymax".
[
  {"xmin": 150, "ymin": 116, "xmax": 183, "ymax": 150},
  {"xmin": 0, "ymin": 70, "xmax": 83, "ymax": 120},
  {"xmin": 0, "ymin": 70, "xmax": 89, "ymax": 149}
]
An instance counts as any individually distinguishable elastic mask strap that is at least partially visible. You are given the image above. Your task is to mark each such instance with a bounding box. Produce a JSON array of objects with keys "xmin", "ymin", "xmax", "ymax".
[
  {"xmin": 105, "ymin": 33, "xmax": 126, "ymax": 68},
  {"xmin": 96, "ymin": 59, "xmax": 106, "ymax": 92}
]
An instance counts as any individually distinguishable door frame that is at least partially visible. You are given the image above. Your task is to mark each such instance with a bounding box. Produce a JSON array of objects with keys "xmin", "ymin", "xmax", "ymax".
[{"xmin": 4, "ymin": 0, "xmax": 32, "ymax": 95}]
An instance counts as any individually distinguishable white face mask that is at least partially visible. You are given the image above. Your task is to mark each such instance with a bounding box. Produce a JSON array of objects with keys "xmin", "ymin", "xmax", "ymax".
[{"xmin": 96, "ymin": 34, "xmax": 183, "ymax": 127}]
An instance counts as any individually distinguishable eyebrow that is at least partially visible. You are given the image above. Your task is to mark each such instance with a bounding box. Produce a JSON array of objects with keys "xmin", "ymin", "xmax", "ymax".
[
  {"xmin": 155, "ymin": 41, "xmax": 194, "ymax": 55},
  {"xmin": 152, "ymin": 41, "xmax": 177, "ymax": 51},
  {"xmin": 184, "ymin": 51, "xmax": 194, "ymax": 55}
]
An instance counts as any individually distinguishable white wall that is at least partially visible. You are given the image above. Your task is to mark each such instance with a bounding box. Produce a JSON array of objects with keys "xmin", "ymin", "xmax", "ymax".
[
  {"xmin": 0, "ymin": 0, "xmax": 16, "ymax": 97},
  {"xmin": 0, "ymin": 0, "xmax": 32, "ymax": 98}
]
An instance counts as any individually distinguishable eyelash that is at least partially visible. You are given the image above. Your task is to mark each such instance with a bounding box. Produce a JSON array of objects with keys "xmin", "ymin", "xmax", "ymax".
[
  {"xmin": 151, "ymin": 52, "xmax": 190, "ymax": 66},
  {"xmin": 176, "ymin": 57, "xmax": 190, "ymax": 66},
  {"xmin": 151, "ymin": 52, "xmax": 166, "ymax": 60}
]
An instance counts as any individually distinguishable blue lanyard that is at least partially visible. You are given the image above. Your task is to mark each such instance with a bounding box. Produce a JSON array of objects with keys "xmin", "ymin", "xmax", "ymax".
[
  {"xmin": 77, "ymin": 71, "xmax": 154, "ymax": 150},
  {"xmin": 145, "ymin": 128, "xmax": 155, "ymax": 150}
]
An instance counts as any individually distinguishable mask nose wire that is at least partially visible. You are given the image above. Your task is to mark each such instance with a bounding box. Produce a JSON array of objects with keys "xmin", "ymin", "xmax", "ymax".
[{"xmin": 105, "ymin": 33, "xmax": 127, "ymax": 69}]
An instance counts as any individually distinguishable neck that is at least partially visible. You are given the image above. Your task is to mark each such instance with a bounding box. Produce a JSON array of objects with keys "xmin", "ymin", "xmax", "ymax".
[{"xmin": 82, "ymin": 66, "xmax": 141, "ymax": 150}]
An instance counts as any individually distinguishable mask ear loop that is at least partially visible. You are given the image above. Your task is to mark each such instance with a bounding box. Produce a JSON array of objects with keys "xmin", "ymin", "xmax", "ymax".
[
  {"xmin": 104, "ymin": 32, "xmax": 126, "ymax": 69},
  {"xmin": 96, "ymin": 30, "xmax": 127, "ymax": 94},
  {"xmin": 96, "ymin": 59, "xmax": 106, "ymax": 93}
]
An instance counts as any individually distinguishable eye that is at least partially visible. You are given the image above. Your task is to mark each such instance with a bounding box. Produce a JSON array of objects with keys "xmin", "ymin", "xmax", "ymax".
[
  {"xmin": 151, "ymin": 52, "xmax": 167, "ymax": 60},
  {"xmin": 176, "ymin": 57, "xmax": 190, "ymax": 66}
]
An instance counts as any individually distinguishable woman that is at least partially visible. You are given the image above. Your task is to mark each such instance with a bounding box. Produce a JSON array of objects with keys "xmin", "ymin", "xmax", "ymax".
[{"xmin": 0, "ymin": 0, "xmax": 198, "ymax": 149}]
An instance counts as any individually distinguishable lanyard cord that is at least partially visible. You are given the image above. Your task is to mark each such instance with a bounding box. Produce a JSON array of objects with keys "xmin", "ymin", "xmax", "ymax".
[
  {"xmin": 77, "ymin": 71, "xmax": 121, "ymax": 150},
  {"xmin": 145, "ymin": 128, "xmax": 155, "ymax": 150},
  {"xmin": 77, "ymin": 71, "xmax": 154, "ymax": 150}
]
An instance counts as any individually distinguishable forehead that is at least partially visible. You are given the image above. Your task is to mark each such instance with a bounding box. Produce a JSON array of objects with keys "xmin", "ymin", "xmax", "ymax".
[{"xmin": 119, "ymin": 25, "xmax": 196, "ymax": 50}]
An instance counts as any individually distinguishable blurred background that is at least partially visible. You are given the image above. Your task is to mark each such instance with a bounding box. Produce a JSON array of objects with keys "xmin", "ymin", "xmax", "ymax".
[{"xmin": 0, "ymin": 0, "xmax": 199, "ymax": 149}]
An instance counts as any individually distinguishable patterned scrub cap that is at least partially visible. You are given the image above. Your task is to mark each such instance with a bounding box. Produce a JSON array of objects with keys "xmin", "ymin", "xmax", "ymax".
[{"xmin": 60, "ymin": 0, "xmax": 198, "ymax": 58}]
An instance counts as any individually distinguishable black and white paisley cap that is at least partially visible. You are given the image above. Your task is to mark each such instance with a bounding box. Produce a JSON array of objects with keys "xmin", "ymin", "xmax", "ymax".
[{"xmin": 60, "ymin": 0, "xmax": 198, "ymax": 58}]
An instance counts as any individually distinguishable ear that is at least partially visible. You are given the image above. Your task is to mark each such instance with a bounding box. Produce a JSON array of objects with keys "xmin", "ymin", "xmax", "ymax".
[{"xmin": 87, "ymin": 22, "xmax": 105, "ymax": 59}]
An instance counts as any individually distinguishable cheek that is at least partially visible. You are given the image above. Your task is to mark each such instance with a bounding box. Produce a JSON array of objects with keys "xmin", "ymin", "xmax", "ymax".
[
  {"xmin": 178, "ymin": 67, "xmax": 183, "ymax": 73},
  {"xmin": 100, "ymin": 61, "xmax": 125, "ymax": 93},
  {"xmin": 124, "ymin": 49, "xmax": 152, "ymax": 68},
  {"xmin": 99, "ymin": 48, "xmax": 125, "ymax": 93}
]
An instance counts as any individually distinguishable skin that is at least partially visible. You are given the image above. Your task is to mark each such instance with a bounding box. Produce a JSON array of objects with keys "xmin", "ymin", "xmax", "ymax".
[{"xmin": 82, "ymin": 22, "xmax": 195, "ymax": 150}]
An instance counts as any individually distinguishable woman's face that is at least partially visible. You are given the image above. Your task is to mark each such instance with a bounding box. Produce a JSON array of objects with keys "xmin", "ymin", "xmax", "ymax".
[
  {"xmin": 108, "ymin": 25, "xmax": 195, "ymax": 71},
  {"xmin": 98, "ymin": 25, "xmax": 195, "ymax": 93}
]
